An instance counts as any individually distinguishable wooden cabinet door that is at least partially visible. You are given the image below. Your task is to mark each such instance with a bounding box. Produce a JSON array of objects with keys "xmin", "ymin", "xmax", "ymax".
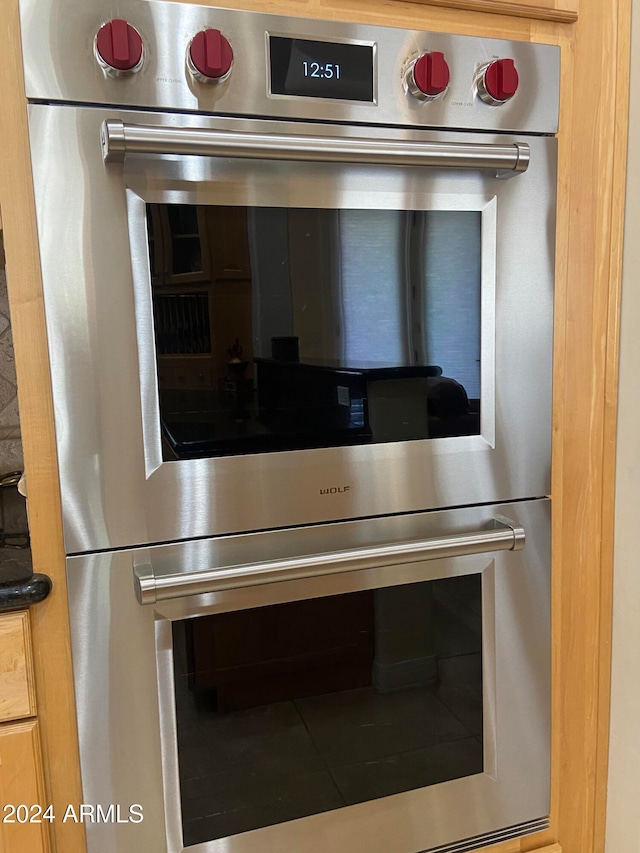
[
  {"xmin": 0, "ymin": 721, "xmax": 51, "ymax": 853},
  {"xmin": 0, "ymin": 612, "xmax": 35, "ymax": 723}
]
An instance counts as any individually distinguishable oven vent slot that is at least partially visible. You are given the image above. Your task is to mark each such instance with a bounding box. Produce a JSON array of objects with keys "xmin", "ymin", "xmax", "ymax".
[{"xmin": 421, "ymin": 817, "xmax": 550, "ymax": 853}]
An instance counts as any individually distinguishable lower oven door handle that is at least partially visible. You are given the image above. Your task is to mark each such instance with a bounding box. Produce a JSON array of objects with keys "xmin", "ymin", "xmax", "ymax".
[
  {"xmin": 101, "ymin": 120, "xmax": 530, "ymax": 177},
  {"xmin": 133, "ymin": 517, "xmax": 525, "ymax": 605}
]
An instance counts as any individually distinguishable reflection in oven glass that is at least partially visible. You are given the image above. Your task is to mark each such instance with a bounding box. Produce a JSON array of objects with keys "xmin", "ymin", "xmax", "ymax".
[
  {"xmin": 146, "ymin": 204, "xmax": 482, "ymax": 460},
  {"xmin": 172, "ymin": 575, "xmax": 483, "ymax": 844}
]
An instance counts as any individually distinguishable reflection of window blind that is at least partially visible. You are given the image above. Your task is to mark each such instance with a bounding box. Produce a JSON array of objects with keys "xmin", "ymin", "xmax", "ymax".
[
  {"xmin": 420, "ymin": 212, "xmax": 481, "ymax": 399},
  {"xmin": 153, "ymin": 293, "xmax": 210, "ymax": 354},
  {"xmin": 338, "ymin": 211, "xmax": 409, "ymax": 365}
]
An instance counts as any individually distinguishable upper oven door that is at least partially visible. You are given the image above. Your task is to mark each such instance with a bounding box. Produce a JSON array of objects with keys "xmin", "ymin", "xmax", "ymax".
[{"xmin": 28, "ymin": 104, "xmax": 556, "ymax": 553}]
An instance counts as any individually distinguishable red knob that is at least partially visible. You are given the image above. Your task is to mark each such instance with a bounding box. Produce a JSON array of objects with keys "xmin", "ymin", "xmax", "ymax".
[
  {"xmin": 483, "ymin": 58, "xmax": 519, "ymax": 103},
  {"xmin": 189, "ymin": 29, "xmax": 234, "ymax": 81},
  {"xmin": 412, "ymin": 52, "xmax": 450, "ymax": 98},
  {"xmin": 95, "ymin": 19, "xmax": 143, "ymax": 73}
]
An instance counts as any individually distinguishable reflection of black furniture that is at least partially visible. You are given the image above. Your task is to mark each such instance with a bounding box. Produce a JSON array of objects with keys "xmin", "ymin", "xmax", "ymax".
[
  {"xmin": 424, "ymin": 374, "xmax": 480, "ymax": 438},
  {"xmin": 368, "ymin": 372, "xmax": 479, "ymax": 441},
  {"xmin": 254, "ymin": 357, "xmax": 372, "ymax": 439},
  {"xmin": 160, "ymin": 360, "xmax": 480, "ymax": 459},
  {"xmin": 255, "ymin": 358, "xmax": 479, "ymax": 443}
]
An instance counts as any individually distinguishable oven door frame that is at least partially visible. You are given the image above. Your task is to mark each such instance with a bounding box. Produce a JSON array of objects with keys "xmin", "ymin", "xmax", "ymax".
[
  {"xmin": 66, "ymin": 498, "xmax": 550, "ymax": 853},
  {"xmin": 28, "ymin": 104, "xmax": 556, "ymax": 554}
]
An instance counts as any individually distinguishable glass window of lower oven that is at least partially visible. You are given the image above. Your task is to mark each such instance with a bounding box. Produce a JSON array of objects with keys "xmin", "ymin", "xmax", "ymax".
[{"xmin": 172, "ymin": 574, "xmax": 482, "ymax": 845}]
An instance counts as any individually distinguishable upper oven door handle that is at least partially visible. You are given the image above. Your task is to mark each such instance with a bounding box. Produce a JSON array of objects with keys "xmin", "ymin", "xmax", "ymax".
[
  {"xmin": 133, "ymin": 516, "xmax": 525, "ymax": 605},
  {"xmin": 101, "ymin": 120, "xmax": 530, "ymax": 178}
]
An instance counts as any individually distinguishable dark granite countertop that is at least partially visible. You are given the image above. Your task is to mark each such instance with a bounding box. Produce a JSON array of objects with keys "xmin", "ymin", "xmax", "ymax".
[{"xmin": 0, "ymin": 548, "xmax": 51, "ymax": 612}]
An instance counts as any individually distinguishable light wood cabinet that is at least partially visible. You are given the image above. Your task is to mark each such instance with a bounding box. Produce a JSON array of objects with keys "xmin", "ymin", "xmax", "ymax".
[
  {"xmin": 0, "ymin": 612, "xmax": 50, "ymax": 853},
  {"xmin": 0, "ymin": 612, "xmax": 36, "ymax": 723},
  {"xmin": 404, "ymin": 0, "xmax": 578, "ymax": 23},
  {"xmin": 0, "ymin": 721, "xmax": 50, "ymax": 853}
]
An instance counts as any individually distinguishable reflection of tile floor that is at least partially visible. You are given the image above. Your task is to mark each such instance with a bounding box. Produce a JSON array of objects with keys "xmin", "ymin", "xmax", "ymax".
[{"xmin": 174, "ymin": 577, "xmax": 483, "ymax": 846}]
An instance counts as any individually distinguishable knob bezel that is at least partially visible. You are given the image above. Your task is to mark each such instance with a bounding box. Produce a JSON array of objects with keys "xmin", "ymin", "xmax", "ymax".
[
  {"xmin": 475, "ymin": 59, "xmax": 518, "ymax": 106},
  {"xmin": 94, "ymin": 20, "xmax": 144, "ymax": 79},
  {"xmin": 404, "ymin": 53, "xmax": 450, "ymax": 103},
  {"xmin": 186, "ymin": 30, "xmax": 234, "ymax": 84}
]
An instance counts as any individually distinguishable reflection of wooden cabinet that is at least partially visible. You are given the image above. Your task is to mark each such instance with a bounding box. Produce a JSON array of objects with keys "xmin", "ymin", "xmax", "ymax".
[
  {"xmin": 150, "ymin": 205, "xmax": 254, "ymax": 388},
  {"xmin": 0, "ymin": 611, "xmax": 50, "ymax": 853},
  {"xmin": 147, "ymin": 205, "xmax": 211, "ymax": 286},
  {"xmin": 208, "ymin": 207, "xmax": 251, "ymax": 280},
  {"xmin": 157, "ymin": 355, "xmax": 213, "ymax": 389},
  {"xmin": 148, "ymin": 204, "xmax": 251, "ymax": 286}
]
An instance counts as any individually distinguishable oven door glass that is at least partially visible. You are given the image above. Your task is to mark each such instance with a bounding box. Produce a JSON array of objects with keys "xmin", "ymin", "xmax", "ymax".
[
  {"xmin": 172, "ymin": 575, "xmax": 482, "ymax": 844},
  {"xmin": 146, "ymin": 204, "xmax": 482, "ymax": 459}
]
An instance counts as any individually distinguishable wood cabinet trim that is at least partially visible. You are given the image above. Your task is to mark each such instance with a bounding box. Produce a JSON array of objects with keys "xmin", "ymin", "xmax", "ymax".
[
  {"xmin": 551, "ymin": 0, "xmax": 629, "ymax": 848},
  {"xmin": 404, "ymin": 0, "xmax": 577, "ymax": 23},
  {"xmin": 0, "ymin": 2, "xmax": 86, "ymax": 851},
  {"xmin": 592, "ymin": 1, "xmax": 631, "ymax": 841}
]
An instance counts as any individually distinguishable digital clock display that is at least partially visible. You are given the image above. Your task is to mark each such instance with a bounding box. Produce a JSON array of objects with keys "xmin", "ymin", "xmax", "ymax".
[{"xmin": 269, "ymin": 37, "xmax": 374, "ymax": 102}]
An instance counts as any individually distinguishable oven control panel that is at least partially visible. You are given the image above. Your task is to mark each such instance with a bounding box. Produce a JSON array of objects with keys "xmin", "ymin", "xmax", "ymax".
[{"xmin": 19, "ymin": 0, "xmax": 560, "ymax": 134}]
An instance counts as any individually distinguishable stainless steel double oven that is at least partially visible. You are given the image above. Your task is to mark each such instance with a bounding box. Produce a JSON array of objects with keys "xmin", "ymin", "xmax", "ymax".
[{"xmin": 20, "ymin": 0, "xmax": 558, "ymax": 851}]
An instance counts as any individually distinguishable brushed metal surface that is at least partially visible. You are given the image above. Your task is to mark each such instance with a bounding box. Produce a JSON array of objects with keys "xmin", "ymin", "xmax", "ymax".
[
  {"xmin": 25, "ymin": 5, "xmax": 554, "ymax": 850},
  {"xmin": 19, "ymin": 0, "xmax": 560, "ymax": 134},
  {"xmin": 133, "ymin": 517, "xmax": 525, "ymax": 603},
  {"xmin": 28, "ymin": 103, "xmax": 554, "ymax": 554},
  {"xmin": 101, "ymin": 119, "xmax": 530, "ymax": 175},
  {"xmin": 66, "ymin": 498, "xmax": 551, "ymax": 853}
]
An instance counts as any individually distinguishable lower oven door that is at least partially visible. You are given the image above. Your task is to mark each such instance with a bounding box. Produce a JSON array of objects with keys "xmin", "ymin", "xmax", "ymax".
[{"xmin": 66, "ymin": 497, "xmax": 550, "ymax": 853}]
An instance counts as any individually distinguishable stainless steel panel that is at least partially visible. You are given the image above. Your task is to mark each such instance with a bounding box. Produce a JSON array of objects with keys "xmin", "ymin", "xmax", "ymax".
[
  {"xmin": 19, "ymin": 0, "xmax": 560, "ymax": 134},
  {"xmin": 66, "ymin": 498, "xmax": 550, "ymax": 853},
  {"xmin": 28, "ymin": 103, "xmax": 555, "ymax": 553},
  {"xmin": 134, "ymin": 516, "xmax": 525, "ymax": 603}
]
